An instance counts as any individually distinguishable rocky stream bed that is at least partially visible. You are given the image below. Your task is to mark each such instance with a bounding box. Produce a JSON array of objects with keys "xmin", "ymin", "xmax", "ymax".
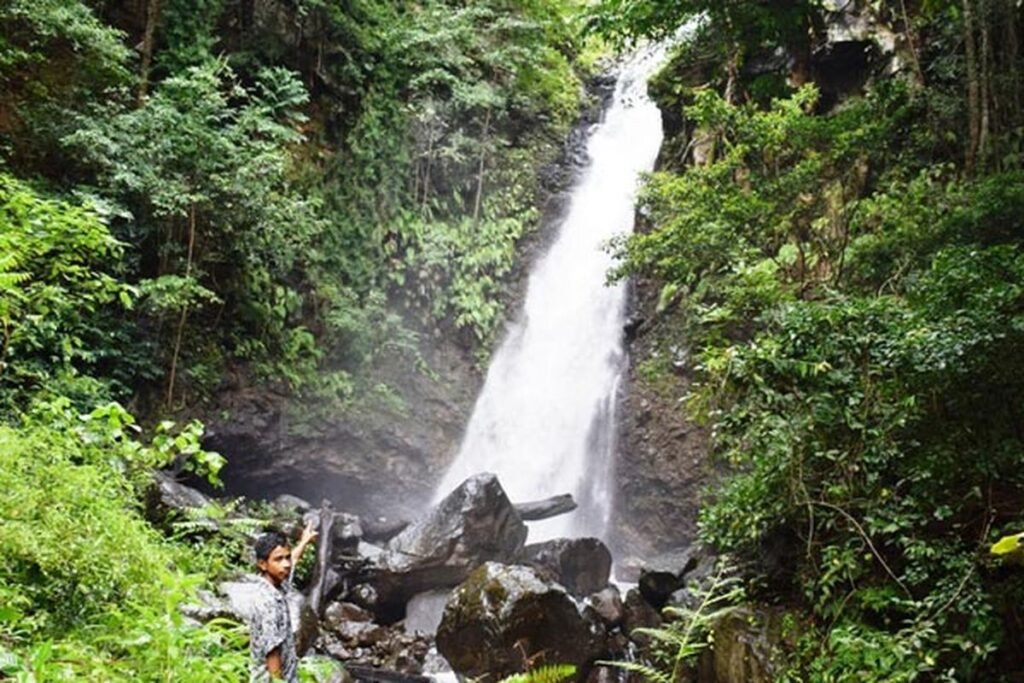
[{"xmin": 154, "ymin": 470, "xmax": 786, "ymax": 683}]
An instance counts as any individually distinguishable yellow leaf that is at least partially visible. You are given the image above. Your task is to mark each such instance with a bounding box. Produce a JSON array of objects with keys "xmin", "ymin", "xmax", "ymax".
[{"xmin": 990, "ymin": 532, "xmax": 1024, "ymax": 556}]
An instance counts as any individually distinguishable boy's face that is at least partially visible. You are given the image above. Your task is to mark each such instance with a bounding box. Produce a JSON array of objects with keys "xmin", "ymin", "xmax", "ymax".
[{"xmin": 257, "ymin": 545, "xmax": 292, "ymax": 585}]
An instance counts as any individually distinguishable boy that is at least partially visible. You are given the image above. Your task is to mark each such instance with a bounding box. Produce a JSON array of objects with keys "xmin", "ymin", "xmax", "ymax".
[{"xmin": 250, "ymin": 521, "xmax": 317, "ymax": 682}]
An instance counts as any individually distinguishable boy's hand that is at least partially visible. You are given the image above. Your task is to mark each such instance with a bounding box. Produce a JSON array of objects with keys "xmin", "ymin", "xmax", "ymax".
[
  {"xmin": 299, "ymin": 519, "xmax": 318, "ymax": 547},
  {"xmin": 291, "ymin": 519, "xmax": 319, "ymax": 567}
]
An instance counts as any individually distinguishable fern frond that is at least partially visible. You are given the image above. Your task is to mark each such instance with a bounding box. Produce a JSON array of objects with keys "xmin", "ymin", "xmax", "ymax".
[
  {"xmin": 0, "ymin": 271, "xmax": 30, "ymax": 289},
  {"xmin": 499, "ymin": 663, "xmax": 576, "ymax": 683}
]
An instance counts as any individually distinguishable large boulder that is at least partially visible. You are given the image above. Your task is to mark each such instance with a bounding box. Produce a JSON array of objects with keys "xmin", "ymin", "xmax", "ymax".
[
  {"xmin": 146, "ymin": 471, "xmax": 219, "ymax": 532},
  {"xmin": 371, "ymin": 474, "xmax": 528, "ymax": 605},
  {"xmin": 521, "ymin": 538, "xmax": 612, "ymax": 598},
  {"xmin": 436, "ymin": 563, "xmax": 606, "ymax": 681}
]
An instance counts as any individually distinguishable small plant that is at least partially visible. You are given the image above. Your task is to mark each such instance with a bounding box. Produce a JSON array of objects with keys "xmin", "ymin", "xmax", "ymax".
[{"xmin": 601, "ymin": 563, "xmax": 744, "ymax": 683}]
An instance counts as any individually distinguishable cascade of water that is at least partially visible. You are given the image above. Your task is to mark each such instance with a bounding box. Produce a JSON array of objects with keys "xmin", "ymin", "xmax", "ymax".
[{"xmin": 434, "ymin": 47, "xmax": 667, "ymax": 542}]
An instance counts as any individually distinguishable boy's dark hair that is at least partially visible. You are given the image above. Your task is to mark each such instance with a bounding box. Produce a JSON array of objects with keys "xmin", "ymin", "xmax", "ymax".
[{"xmin": 254, "ymin": 531, "xmax": 289, "ymax": 561}]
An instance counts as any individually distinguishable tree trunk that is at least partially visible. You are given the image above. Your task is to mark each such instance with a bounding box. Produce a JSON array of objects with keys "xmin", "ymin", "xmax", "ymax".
[
  {"xmin": 963, "ymin": 0, "xmax": 982, "ymax": 174},
  {"xmin": 137, "ymin": 0, "xmax": 161, "ymax": 105},
  {"xmin": 898, "ymin": 0, "xmax": 927, "ymax": 86},
  {"xmin": 724, "ymin": 45, "xmax": 740, "ymax": 104},
  {"xmin": 166, "ymin": 203, "xmax": 196, "ymax": 408},
  {"xmin": 420, "ymin": 125, "xmax": 435, "ymax": 211},
  {"xmin": 979, "ymin": 0, "xmax": 992, "ymax": 170},
  {"xmin": 472, "ymin": 109, "xmax": 491, "ymax": 227},
  {"xmin": 1005, "ymin": 1, "xmax": 1021, "ymax": 129}
]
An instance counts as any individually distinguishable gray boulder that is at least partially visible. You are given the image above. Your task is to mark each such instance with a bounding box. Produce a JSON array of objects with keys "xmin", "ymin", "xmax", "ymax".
[
  {"xmin": 521, "ymin": 537, "xmax": 612, "ymax": 597},
  {"xmin": 273, "ymin": 494, "xmax": 313, "ymax": 514},
  {"xmin": 146, "ymin": 471, "xmax": 218, "ymax": 532},
  {"xmin": 404, "ymin": 589, "xmax": 452, "ymax": 636},
  {"xmin": 322, "ymin": 601, "xmax": 373, "ymax": 632},
  {"xmin": 372, "ymin": 474, "xmax": 528, "ymax": 605},
  {"xmin": 302, "ymin": 509, "xmax": 363, "ymax": 557},
  {"xmin": 436, "ymin": 563, "xmax": 606, "ymax": 681}
]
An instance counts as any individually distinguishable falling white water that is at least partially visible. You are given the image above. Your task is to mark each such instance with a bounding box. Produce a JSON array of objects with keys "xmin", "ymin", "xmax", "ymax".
[{"xmin": 434, "ymin": 47, "xmax": 667, "ymax": 542}]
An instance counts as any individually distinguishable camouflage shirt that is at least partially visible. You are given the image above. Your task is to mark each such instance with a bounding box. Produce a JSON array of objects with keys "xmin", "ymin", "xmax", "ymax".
[{"xmin": 248, "ymin": 576, "xmax": 298, "ymax": 683}]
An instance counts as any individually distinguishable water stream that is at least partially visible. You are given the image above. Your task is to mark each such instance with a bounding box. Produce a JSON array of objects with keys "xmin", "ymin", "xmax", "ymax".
[{"xmin": 434, "ymin": 48, "xmax": 666, "ymax": 543}]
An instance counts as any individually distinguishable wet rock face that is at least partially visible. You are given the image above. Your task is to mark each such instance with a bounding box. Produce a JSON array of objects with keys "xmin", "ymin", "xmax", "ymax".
[
  {"xmin": 371, "ymin": 474, "xmax": 528, "ymax": 606},
  {"xmin": 521, "ymin": 538, "xmax": 612, "ymax": 598},
  {"xmin": 698, "ymin": 607, "xmax": 792, "ymax": 683},
  {"xmin": 614, "ymin": 289, "xmax": 714, "ymax": 558},
  {"xmin": 203, "ymin": 331, "xmax": 479, "ymax": 525},
  {"xmin": 436, "ymin": 563, "xmax": 606, "ymax": 682}
]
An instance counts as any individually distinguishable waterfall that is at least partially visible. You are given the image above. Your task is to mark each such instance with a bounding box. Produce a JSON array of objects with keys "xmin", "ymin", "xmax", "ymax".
[{"xmin": 434, "ymin": 47, "xmax": 666, "ymax": 542}]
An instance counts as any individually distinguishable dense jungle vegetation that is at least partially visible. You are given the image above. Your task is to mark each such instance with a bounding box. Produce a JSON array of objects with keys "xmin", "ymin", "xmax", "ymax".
[
  {"xmin": 0, "ymin": 0, "xmax": 593, "ymax": 678},
  {"xmin": 4, "ymin": 0, "xmax": 1024, "ymax": 680},
  {"xmin": 592, "ymin": 0, "xmax": 1024, "ymax": 680}
]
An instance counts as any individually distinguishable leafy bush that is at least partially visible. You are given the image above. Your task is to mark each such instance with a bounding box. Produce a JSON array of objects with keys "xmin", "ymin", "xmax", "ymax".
[
  {"xmin": 0, "ymin": 399, "xmax": 247, "ymax": 679},
  {"xmin": 0, "ymin": 174, "xmax": 141, "ymax": 415}
]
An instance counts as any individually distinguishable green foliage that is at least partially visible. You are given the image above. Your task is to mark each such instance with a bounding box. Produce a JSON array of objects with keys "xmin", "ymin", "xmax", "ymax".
[
  {"xmin": 323, "ymin": 0, "xmax": 585, "ymax": 346},
  {"xmin": 601, "ymin": 565, "xmax": 744, "ymax": 683},
  {"xmin": 585, "ymin": 0, "xmax": 818, "ymax": 52},
  {"xmin": 0, "ymin": 400, "xmax": 248, "ymax": 679},
  {"xmin": 64, "ymin": 59, "xmax": 341, "ymax": 403},
  {"xmin": 0, "ymin": 0, "xmax": 129, "ymax": 86},
  {"xmin": 991, "ymin": 532, "xmax": 1024, "ymax": 558},
  {"xmin": 0, "ymin": 0, "xmax": 130, "ymax": 169},
  {"xmin": 0, "ymin": 174, "xmax": 141, "ymax": 414},
  {"xmin": 397, "ymin": 214, "xmax": 529, "ymax": 345},
  {"xmin": 613, "ymin": 22, "xmax": 1024, "ymax": 676}
]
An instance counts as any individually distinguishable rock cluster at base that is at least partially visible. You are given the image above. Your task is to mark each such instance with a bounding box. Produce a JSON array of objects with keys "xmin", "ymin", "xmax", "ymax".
[{"xmin": 169, "ymin": 469, "xmax": 785, "ymax": 683}]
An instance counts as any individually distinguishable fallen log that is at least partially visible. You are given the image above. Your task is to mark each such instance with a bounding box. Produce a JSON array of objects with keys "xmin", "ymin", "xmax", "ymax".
[
  {"xmin": 362, "ymin": 517, "xmax": 410, "ymax": 544},
  {"xmin": 309, "ymin": 499, "xmax": 335, "ymax": 615},
  {"xmin": 514, "ymin": 493, "xmax": 576, "ymax": 521}
]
